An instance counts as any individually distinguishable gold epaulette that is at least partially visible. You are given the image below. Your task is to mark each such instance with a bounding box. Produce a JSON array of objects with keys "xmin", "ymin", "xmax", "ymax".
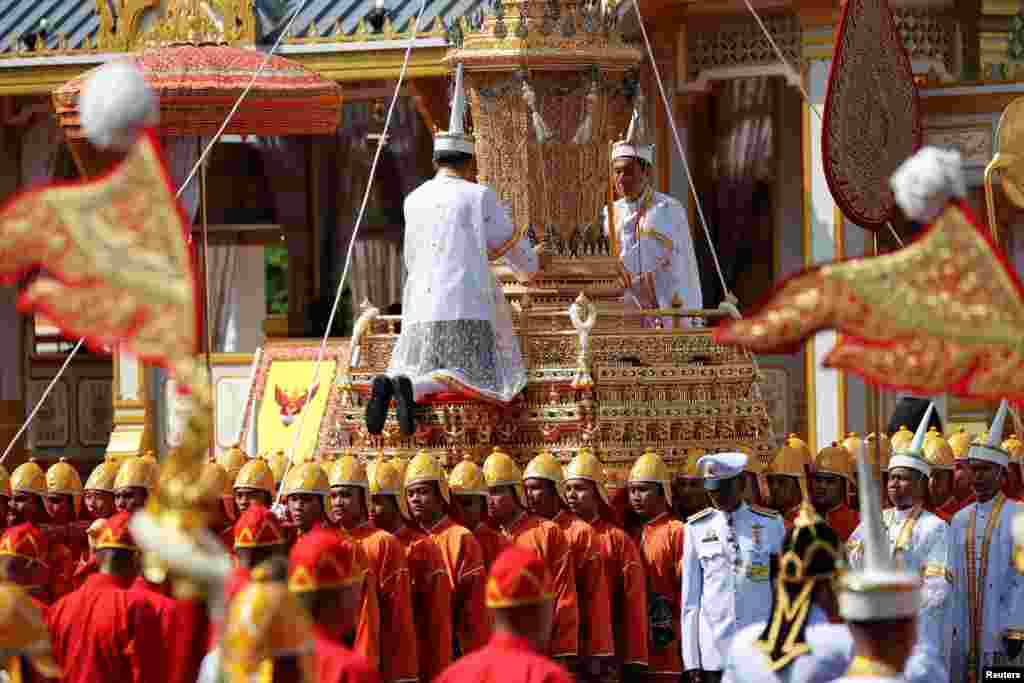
[
  {"xmin": 687, "ymin": 507, "xmax": 715, "ymax": 523},
  {"xmin": 750, "ymin": 505, "xmax": 782, "ymax": 519}
]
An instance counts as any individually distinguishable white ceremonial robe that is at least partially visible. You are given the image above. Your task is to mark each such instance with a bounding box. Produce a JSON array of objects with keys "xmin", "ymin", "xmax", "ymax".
[
  {"xmin": 948, "ymin": 493, "xmax": 1024, "ymax": 683},
  {"xmin": 681, "ymin": 503, "xmax": 785, "ymax": 672},
  {"xmin": 847, "ymin": 506, "xmax": 951, "ymax": 683},
  {"xmin": 602, "ymin": 189, "xmax": 702, "ymax": 328},
  {"xmin": 721, "ymin": 606, "xmax": 854, "ymax": 683},
  {"xmin": 387, "ymin": 175, "xmax": 537, "ymax": 403}
]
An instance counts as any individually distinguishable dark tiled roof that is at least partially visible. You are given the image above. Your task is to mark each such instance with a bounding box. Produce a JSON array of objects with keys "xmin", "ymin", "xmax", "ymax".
[{"xmin": 0, "ymin": 0, "xmax": 98, "ymax": 53}]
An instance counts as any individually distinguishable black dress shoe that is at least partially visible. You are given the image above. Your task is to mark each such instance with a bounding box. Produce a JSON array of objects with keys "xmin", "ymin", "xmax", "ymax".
[
  {"xmin": 392, "ymin": 376, "xmax": 416, "ymax": 436},
  {"xmin": 365, "ymin": 375, "xmax": 393, "ymax": 435}
]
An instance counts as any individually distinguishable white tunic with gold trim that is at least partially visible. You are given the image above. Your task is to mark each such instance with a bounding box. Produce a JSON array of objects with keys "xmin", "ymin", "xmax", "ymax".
[
  {"xmin": 602, "ymin": 189, "xmax": 702, "ymax": 327},
  {"xmin": 948, "ymin": 493, "xmax": 1024, "ymax": 683},
  {"xmin": 847, "ymin": 506, "xmax": 951, "ymax": 683},
  {"xmin": 387, "ymin": 175, "xmax": 537, "ymax": 403}
]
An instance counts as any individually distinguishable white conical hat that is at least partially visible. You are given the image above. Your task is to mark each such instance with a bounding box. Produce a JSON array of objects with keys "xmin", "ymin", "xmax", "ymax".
[
  {"xmin": 968, "ymin": 400, "xmax": 1010, "ymax": 468},
  {"xmin": 888, "ymin": 402, "xmax": 933, "ymax": 477},
  {"xmin": 434, "ymin": 63, "xmax": 475, "ymax": 157},
  {"xmin": 612, "ymin": 89, "xmax": 654, "ymax": 165},
  {"xmin": 838, "ymin": 443, "xmax": 921, "ymax": 622}
]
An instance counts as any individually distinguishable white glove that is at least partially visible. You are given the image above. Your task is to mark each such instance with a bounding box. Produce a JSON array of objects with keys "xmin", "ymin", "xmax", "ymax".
[{"xmin": 890, "ymin": 146, "xmax": 966, "ymax": 224}]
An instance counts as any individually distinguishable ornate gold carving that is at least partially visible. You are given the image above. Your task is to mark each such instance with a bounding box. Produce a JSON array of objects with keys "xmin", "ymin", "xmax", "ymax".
[{"xmin": 925, "ymin": 125, "xmax": 994, "ymax": 167}]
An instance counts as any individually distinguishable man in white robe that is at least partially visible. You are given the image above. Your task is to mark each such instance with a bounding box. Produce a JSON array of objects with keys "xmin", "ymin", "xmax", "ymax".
[
  {"xmin": 603, "ymin": 94, "xmax": 702, "ymax": 329},
  {"xmin": 366, "ymin": 64, "xmax": 538, "ymax": 436},
  {"xmin": 947, "ymin": 400, "xmax": 1024, "ymax": 683},
  {"xmin": 847, "ymin": 403, "xmax": 950, "ymax": 683}
]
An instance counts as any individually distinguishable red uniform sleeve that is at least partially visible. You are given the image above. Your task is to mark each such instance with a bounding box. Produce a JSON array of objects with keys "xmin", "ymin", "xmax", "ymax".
[
  {"xmin": 127, "ymin": 600, "xmax": 168, "ymax": 683},
  {"xmin": 374, "ymin": 535, "xmax": 419, "ymax": 682},
  {"xmin": 619, "ymin": 531, "xmax": 649, "ymax": 667},
  {"xmin": 453, "ymin": 530, "xmax": 490, "ymax": 654},
  {"xmin": 546, "ymin": 526, "xmax": 579, "ymax": 659}
]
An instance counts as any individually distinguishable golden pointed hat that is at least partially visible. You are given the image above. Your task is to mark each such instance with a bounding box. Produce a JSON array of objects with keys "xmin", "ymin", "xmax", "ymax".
[
  {"xmin": 280, "ymin": 462, "xmax": 329, "ymax": 498},
  {"xmin": 0, "ymin": 582, "xmax": 61, "ymax": 679},
  {"xmin": 1003, "ymin": 434, "xmax": 1024, "ymax": 464},
  {"xmin": 234, "ymin": 458, "xmax": 275, "ymax": 496},
  {"xmin": 772, "ymin": 435, "xmax": 813, "ymax": 478},
  {"xmin": 0, "ymin": 465, "xmax": 9, "ymax": 498},
  {"xmin": 864, "ymin": 432, "xmax": 892, "ymax": 469},
  {"xmin": 11, "ymin": 461, "xmax": 47, "ymax": 497},
  {"xmin": 84, "ymin": 458, "xmax": 119, "ymax": 493},
  {"xmin": 113, "ymin": 456, "xmax": 158, "ymax": 493},
  {"xmin": 948, "ymin": 428, "xmax": 973, "ymax": 461},
  {"xmin": 218, "ymin": 444, "xmax": 249, "ymax": 484},
  {"xmin": 449, "ymin": 457, "xmax": 487, "ymax": 498},
  {"xmin": 404, "ymin": 450, "xmax": 450, "ymax": 504},
  {"xmin": 564, "ymin": 448, "xmax": 610, "ymax": 505},
  {"xmin": 223, "ymin": 576, "xmax": 315, "ymax": 683},
  {"xmin": 628, "ymin": 449, "xmax": 673, "ymax": 507},
  {"xmin": 815, "ymin": 443, "xmax": 854, "ymax": 481},
  {"xmin": 889, "ymin": 424, "xmax": 915, "ymax": 453},
  {"xmin": 483, "ymin": 447, "xmax": 527, "ymax": 507},
  {"xmin": 923, "ymin": 427, "xmax": 954, "ymax": 470},
  {"xmin": 45, "ymin": 458, "xmax": 82, "ymax": 497},
  {"xmin": 523, "ymin": 450, "xmax": 566, "ymax": 502},
  {"xmin": 367, "ymin": 458, "xmax": 410, "ymax": 520},
  {"xmin": 326, "ymin": 455, "xmax": 368, "ymax": 490}
]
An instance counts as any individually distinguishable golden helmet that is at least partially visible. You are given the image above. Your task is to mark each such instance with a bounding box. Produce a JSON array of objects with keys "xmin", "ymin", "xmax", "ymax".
[
  {"xmin": 327, "ymin": 455, "xmax": 368, "ymax": 489},
  {"xmin": 266, "ymin": 450, "xmax": 288, "ymax": 485},
  {"xmin": 113, "ymin": 456, "xmax": 158, "ymax": 492},
  {"xmin": 482, "ymin": 447, "xmax": 526, "ymax": 507},
  {"xmin": 234, "ymin": 458, "xmax": 276, "ymax": 495},
  {"xmin": 45, "ymin": 458, "xmax": 83, "ymax": 497},
  {"xmin": 449, "ymin": 457, "xmax": 487, "ymax": 497},
  {"xmin": 11, "ymin": 460, "xmax": 47, "ymax": 497},
  {"xmin": 865, "ymin": 432, "xmax": 892, "ymax": 468},
  {"xmin": 390, "ymin": 458, "xmax": 408, "ymax": 482},
  {"xmin": 889, "ymin": 425, "xmax": 915, "ymax": 453},
  {"xmin": 280, "ymin": 462, "xmax": 328, "ymax": 498},
  {"xmin": 403, "ymin": 451, "xmax": 450, "ymax": 504},
  {"xmin": 1002, "ymin": 434, "xmax": 1024, "ymax": 464},
  {"xmin": 628, "ymin": 449, "xmax": 673, "ymax": 507},
  {"xmin": 923, "ymin": 428, "xmax": 954, "ymax": 470},
  {"xmin": 222, "ymin": 578, "xmax": 315, "ymax": 683},
  {"xmin": 815, "ymin": 443, "xmax": 854, "ymax": 481},
  {"xmin": 0, "ymin": 582, "xmax": 61, "ymax": 679},
  {"xmin": 200, "ymin": 461, "xmax": 233, "ymax": 498},
  {"xmin": 840, "ymin": 433, "xmax": 863, "ymax": 456},
  {"xmin": 218, "ymin": 444, "xmax": 249, "ymax": 483},
  {"xmin": 83, "ymin": 458, "xmax": 119, "ymax": 493},
  {"xmin": 678, "ymin": 448, "xmax": 705, "ymax": 479},
  {"xmin": 367, "ymin": 459, "xmax": 410, "ymax": 519},
  {"xmin": 773, "ymin": 435, "xmax": 813, "ymax": 478},
  {"xmin": 563, "ymin": 448, "xmax": 610, "ymax": 505},
  {"xmin": 523, "ymin": 451, "xmax": 566, "ymax": 501},
  {"xmin": 948, "ymin": 428, "xmax": 973, "ymax": 461},
  {"xmin": 0, "ymin": 465, "xmax": 10, "ymax": 498}
]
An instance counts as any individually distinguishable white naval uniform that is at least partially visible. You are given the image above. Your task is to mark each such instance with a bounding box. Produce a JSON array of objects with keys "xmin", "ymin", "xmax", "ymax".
[
  {"xmin": 602, "ymin": 189, "xmax": 702, "ymax": 328},
  {"xmin": 721, "ymin": 605, "xmax": 854, "ymax": 683},
  {"xmin": 847, "ymin": 506, "xmax": 951, "ymax": 683},
  {"xmin": 387, "ymin": 175, "xmax": 538, "ymax": 403},
  {"xmin": 681, "ymin": 503, "xmax": 785, "ymax": 672},
  {"xmin": 948, "ymin": 493, "xmax": 1024, "ymax": 683}
]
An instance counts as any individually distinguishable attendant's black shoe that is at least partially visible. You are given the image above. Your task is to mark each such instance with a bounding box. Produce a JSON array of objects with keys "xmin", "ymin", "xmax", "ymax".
[
  {"xmin": 392, "ymin": 376, "xmax": 417, "ymax": 436},
  {"xmin": 365, "ymin": 376, "xmax": 393, "ymax": 435}
]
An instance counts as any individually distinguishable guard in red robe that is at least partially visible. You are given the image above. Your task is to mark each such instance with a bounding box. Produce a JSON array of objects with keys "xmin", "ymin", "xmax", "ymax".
[
  {"xmin": 483, "ymin": 449, "xmax": 579, "ymax": 671},
  {"xmin": 42, "ymin": 459, "xmax": 90, "ymax": 565},
  {"xmin": 433, "ymin": 546, "xmax": 574, "ymax": 683},
  {"xmin": 449, "ymin": 458, "xmax": 508, "ymax": 572},
  {"xmin": 289, "ymin": 527, "xmax": 381, "ymax": 683},
  {"xmin": 810, "ymin": 444, "xmax": 860, "ymax": 541},
  {"xmin": 8, "ymin": 462, "xmax": 74, "ymax": 601},
  {"xmin": 48, "ymin": 511, "xmax": 166, "ymax": 683}
]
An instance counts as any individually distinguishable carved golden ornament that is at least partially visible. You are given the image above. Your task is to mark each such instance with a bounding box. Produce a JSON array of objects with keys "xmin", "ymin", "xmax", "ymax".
[
  {"xmin": 45, "ymin": 458, "xmax": 83, "ymax": 497},
  {"xmin": 1002, "ymin": 434, "xmax": 1024, "ymax": 463},
  {"xmin": 403, "ymin": 451, "xmax": 450, "ymax": 504},
  {"xmin": 327, "ymin": 455, "xmax": 368, "ymax": 489},
  {"xmin": 234, "ymin": 458, "xmax": 275, "ymax": 495},
  {"xmin": 218, "ymin": 444, "xmax": 248, "ymax": 483},
  {"xmin": 11, "ymin": 461, "xmax": 47, "ymax": 497},
  {"xmin": 96, "ymin": 0, "xmax": 256, "ymax": 51},
  {"xmin": 773, "ymin": 434, "xmax": 812, "ymax": 478},
  {"xmin": 449, "ymin": 459, "xmax": 487, "ymax": 497},
  {"xmin": 889, "ymin": 425, "xmax": 915, "ymax": 452},
  {"xmin": 864, "ymin": 432, "xmax": 892, "ymax": 468},
  {"xmin": 985, "ymin": 97, "xmax": 1024, "ymax": 247},
  {"xmin": 948, "ymin": 429, "xmax": 973, "ymax": 460},
  {"xmin": 816, "ymin": 443, "xmax": 854, "ymax": 481},
  {"xmin": 923, "ymin": 428, "xmax": 955, "ymax": 470},
  {"xmin": 280, "ymin": 462, "xmax": 329, "ymax": 498}
]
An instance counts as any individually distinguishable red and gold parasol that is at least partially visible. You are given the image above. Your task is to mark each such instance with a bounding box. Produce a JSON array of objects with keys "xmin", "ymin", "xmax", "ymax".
[{"xmin": 53, "ymin": 45, "xmax": 343, "ymax": 139}]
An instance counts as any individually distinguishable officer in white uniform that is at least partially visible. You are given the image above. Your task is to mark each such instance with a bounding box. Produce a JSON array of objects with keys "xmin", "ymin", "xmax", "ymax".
[
  {"xmin": 681, "ymin": 452, "xmax": 785, "ymax": 683},
  {"xmin": 721, "ymin": 502, "xmax": 853, "ymax": 683}
]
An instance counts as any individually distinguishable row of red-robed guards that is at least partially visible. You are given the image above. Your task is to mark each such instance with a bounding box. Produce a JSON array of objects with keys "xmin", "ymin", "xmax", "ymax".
[{"xmin": 0, "ymin": 421, "xmax": 1018, "ymax": 683}]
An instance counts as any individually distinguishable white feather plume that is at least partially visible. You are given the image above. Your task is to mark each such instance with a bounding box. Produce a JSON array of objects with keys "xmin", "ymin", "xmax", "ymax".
[
  {"xmin": 889, "ymin": 146, "xmax": 966, "ymax": 224},
  {"xmin": 80, "ymin": 60, "xmax": 158, "ymax": 151}
]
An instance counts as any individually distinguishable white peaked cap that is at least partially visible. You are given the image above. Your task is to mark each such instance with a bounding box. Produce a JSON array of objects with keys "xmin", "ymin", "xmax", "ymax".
[
  {"xmin": 696, "ymin": 452, "xmax": 746, "ymax": 491},
  {"xmin": 838, "ymin": 443, "xmax": 921, "ymax": 622},
  {"xmin": 434, "ymin": 63, "xmax": 475, "ymax": 157},
  {"xmin": 889, "ymin": 402, "xmax": 934, "ymax": 477},
  {"xmin": 612, "ymin": 92, "xmax": 654, "ymax": 165},
  {"xmin": 968, "ymin": 400, "xmax": 1011, "ymax": 468}
]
